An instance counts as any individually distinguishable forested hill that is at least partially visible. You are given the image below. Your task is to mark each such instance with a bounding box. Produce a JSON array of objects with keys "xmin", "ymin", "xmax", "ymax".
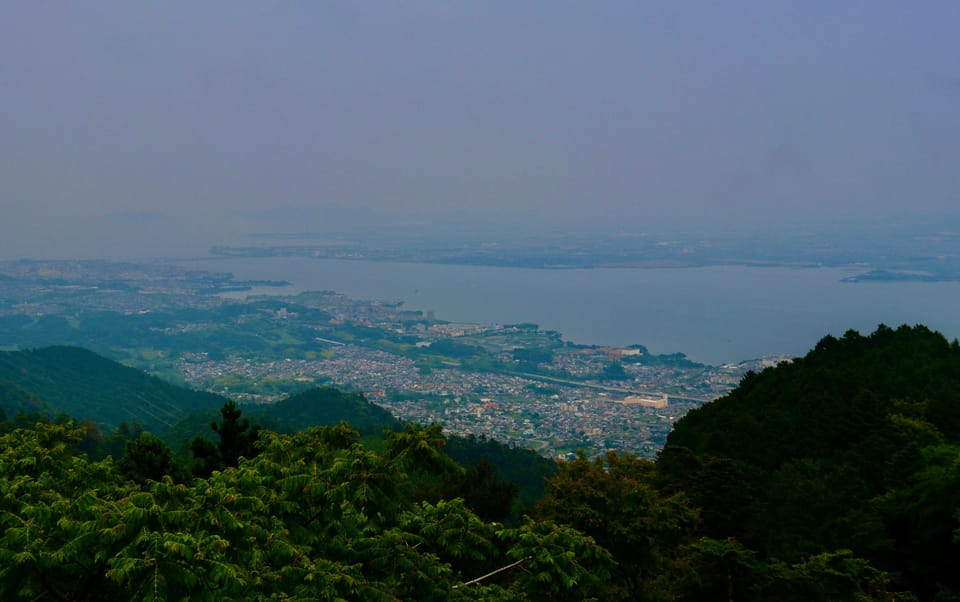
[
  {"xmin": 262, "ymin": 386, "xmax": 400, "ymax": 434},
  {"xmin": 0, "ymin": 378, "xmax": 49, "ymax": 420},
  {"xmin": 668, "ymin": 323, "xmax": 960, "ymax": 465},
  {"xmin": 161, "ymin": 386, "xmax": 402, "ymax": 450},
  {"xmin": 0, "ymin": 346, "xmax": 226, "ymax": 433},
  {"xmin": 662, "ymin": 324, "xmax": 960, "ymax": 599}
]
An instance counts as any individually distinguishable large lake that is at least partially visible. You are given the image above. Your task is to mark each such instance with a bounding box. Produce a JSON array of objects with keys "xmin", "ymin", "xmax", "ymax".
[{"xmin": 183, "ymin": 257, "xmax": 960, "ymax": 365}]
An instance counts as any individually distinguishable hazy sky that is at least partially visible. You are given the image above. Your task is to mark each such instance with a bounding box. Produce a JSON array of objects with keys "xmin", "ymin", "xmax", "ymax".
[{"xmin": 2, "ymin": 1, "xmax": 958, "ymax": 259}]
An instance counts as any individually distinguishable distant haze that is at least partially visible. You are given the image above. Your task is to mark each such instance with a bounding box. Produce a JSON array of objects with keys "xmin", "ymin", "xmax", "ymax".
[{"xmin": 2, "ymin": 2, "xmax": 959, "ymax": 259}]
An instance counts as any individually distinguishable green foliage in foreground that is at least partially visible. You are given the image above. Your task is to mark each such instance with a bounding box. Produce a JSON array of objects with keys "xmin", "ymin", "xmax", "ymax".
[{"xmin": 0, "ymin": 421, "xmax": 614, "ymax": 601}]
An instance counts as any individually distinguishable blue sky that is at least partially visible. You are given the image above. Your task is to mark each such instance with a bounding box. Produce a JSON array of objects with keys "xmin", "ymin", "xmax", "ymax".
[{"xmin": 2, "ymin": 1, "xmax": 958, "ymax": 258}]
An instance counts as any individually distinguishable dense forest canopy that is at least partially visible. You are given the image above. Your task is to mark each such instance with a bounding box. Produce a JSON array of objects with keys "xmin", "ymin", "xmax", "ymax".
[{"xmin": 0, "ymin": 420, "xmax": 612, "ymax": 601}]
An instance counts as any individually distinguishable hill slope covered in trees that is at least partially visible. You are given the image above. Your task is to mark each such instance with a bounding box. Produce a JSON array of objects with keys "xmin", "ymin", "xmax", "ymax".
[
  {"xmin": 0, "ymin": 378, "xmax": 49, "ymax": 419},
  {"xmin": 0, "ymin": 346, "xmax": 226, "ymax": 433},
  {"xmin": 662, "ymin": 324, "xmax": 960, "ymax": 599}
]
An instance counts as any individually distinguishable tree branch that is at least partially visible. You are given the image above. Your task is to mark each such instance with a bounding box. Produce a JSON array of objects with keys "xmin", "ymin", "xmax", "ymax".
[{"xmin": 453, "ymin": 556, "xmax": 530, "ymax": 589}]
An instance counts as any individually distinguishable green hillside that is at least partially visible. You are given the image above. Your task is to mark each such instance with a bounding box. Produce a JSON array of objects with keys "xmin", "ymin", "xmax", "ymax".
[
  {"xmin": 260, "ymin": 386, "xmax": 400, "ymax": 434},
  {"xmin": 0, "ymin": 346, "xmax": 226, "ymax": 433},
  {"xmin": 0, "ymin": 378, "xmax": 50, "ymax": 420},
  {"xmin": 662, "ymin": 324, "xmax": 960, "ymax": 599},
  {"xmin": 668, "ymin": 323, "xmax": 960, "ymax": 467}
]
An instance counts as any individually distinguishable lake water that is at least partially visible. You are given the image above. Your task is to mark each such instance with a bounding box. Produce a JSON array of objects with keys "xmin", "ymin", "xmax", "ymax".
[{"xmin": 182, "ymin": 256, "xmax": 960, "ymax": 365}]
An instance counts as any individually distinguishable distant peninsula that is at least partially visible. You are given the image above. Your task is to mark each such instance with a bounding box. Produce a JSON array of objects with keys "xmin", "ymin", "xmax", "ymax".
[
  {"xmin": 840, "ymin": 269, "xmax": 950, "ymax": 283},
  {"xmin": 210, "ymin": 224, "xmax": 960, "ymax": 283}
]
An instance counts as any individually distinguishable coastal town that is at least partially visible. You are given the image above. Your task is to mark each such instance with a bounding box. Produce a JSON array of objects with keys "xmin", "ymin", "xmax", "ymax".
[
  {"xmin": 0, "ymin": 259, "xmax": 779, "ymax": 458},
  {"xmin": 174, "ymin": 339, "xmax": 759, "ymax": 458}
]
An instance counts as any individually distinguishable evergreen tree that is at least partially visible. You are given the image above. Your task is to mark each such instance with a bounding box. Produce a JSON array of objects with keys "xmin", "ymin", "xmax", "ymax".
[
  {"xmin": 212, "ymin": 400, "xmax": 259, "ymax": 467},
  {"xmin": 190, "ymin": 400, "xmax": 259, "ymax": 476},
  {"xmin": 118, "ymin": 433, "xmax": 183, "ymax": 484}
]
